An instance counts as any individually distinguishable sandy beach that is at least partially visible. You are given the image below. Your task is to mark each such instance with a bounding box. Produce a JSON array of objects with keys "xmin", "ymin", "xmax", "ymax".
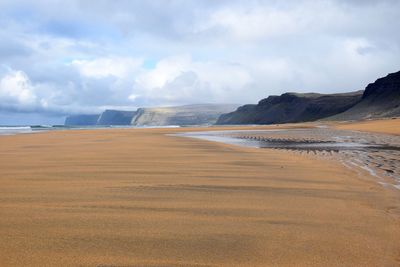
[
  {"xmin": 334, "ymin": 118, "xmax": 400, "ymax": 135},
  {"xmin": 1, "ymin": 124, "xmax": 400, "ymax": 266}
]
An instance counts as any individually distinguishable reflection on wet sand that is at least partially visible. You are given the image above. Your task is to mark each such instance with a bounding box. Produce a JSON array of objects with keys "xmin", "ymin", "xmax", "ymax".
[{"xmin": 178, "ymin": 128, "xmax": 400, "ymax": 189}]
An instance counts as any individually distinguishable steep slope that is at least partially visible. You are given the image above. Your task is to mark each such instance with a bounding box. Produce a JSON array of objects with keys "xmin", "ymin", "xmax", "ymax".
[
  {"xmin": 64, "ymin": 104, "xmax": 239, "ymax": 126},
  {"xmin": 216, "ymin": 92, "xmax": 362, "ymax": 125},
  {"xmin": 329, "ymin": 71, "xmax": 400, "ymax": 120},
  {"xmin": 131, "ymin": 104, "xmax": 239, "ymax": 126},
  {"xmin": 64, "ymin": 114, "xmax": 100, "ymax": 126},
  {"xmin": 96, "ymin": 110, "xmax": 137, "ymax": 125}
]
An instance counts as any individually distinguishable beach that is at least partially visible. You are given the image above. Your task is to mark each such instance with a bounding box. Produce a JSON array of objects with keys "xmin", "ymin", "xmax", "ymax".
[
  {"xmin": 1, "ymin": 123, "xmax": 400, "ymax": 266},
  {"xmin": 334, "ymin": 118, "xmax": 400, "ymax": 135}
]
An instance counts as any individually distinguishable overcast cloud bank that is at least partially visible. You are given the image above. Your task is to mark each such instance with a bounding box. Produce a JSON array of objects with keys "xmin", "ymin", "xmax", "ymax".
[{"xmin": 0, "ymin": 0, "xmax": 399, "ymax": 124}]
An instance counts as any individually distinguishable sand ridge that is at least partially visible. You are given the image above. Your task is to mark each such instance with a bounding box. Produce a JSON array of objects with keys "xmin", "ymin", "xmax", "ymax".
[{"xmin": 0, "ymin": 126, "xmax": 400, "ymax": 266}]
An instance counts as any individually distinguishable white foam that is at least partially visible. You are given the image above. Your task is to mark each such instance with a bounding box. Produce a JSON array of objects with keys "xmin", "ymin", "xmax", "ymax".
[{"xmin": 0, "ymin": 126, "xmax": 32, "ymax": 135}]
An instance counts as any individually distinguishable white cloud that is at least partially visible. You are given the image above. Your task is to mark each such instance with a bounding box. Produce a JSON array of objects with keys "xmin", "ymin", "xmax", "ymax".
[
  {"xmin": 202, "ymin": 6, "xmax": 304, "ymax": 41},
  {"xmin": 0, "ymin": 70, "xmax": 38, "ymax": 106},
  {"xmin": 131, "ymin": 55, "xmax": 253, "ymax": 105},
  {"xmin": 71, "ymin": 57, "xmax": 143, "ymax": 78},
  {"xmin": 0, "ymin": 0, "xmax": 399, "ymax": 124},
  {"xmin": 135, "ymin": 55, "xmax": 191, "ymax": 89},
  {"xmin": 194, "ymin": 1, "xmax": 346, "ymax": 42}
]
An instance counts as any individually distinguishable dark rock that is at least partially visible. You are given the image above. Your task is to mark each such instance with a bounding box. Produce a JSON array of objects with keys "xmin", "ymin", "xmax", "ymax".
[
  {"xmin": 329, "ymin": 71, "xmax": 400, "ymax": 120},
  {"xmin": 96, "ymin": 110, "xmax": 137, "ymax": 125},
  {"xmin": 217, "ymin": 91, "xmax": 362, "ymax": 125}
]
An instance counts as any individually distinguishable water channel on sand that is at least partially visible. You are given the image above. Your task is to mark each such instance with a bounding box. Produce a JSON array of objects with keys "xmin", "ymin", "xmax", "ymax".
[{"xmin": 175, "ymin": 128, "xmax": 400, "ymax": 190}]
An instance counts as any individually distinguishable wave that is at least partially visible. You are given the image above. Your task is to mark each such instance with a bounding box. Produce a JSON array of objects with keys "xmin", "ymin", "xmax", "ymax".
[
  {"xmin": 0, "ymin": 124, "xmax": 183, "ymax": 136},
  {"xmin": 30, "ymin": 125, "xmax": 53, "ymax": 129},
  {"xmin": 0, "ymin": 126, "xmax": 32, "ymax": 135},
  {"xmin": 0, "ymin": 126, "xmax": 31, "ymax": 130}
]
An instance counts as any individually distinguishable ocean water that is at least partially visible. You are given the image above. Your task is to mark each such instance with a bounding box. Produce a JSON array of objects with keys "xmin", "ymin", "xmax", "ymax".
[
  {"xmin": 0, "ymin": 125, "xmax": 87, "ymax": 135},
  {"xmin": 0, "ymin": 126, "xmax": 33, "ymax": 135},
  {"xmin": 0, "ymin": 125, "xmax": 181, "ymax": 136}
]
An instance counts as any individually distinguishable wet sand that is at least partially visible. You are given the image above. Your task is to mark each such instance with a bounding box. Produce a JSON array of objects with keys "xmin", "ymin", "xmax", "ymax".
[
  {"xmin": 1, "ymin": 126, "xmax": 400, "ymax": 266},
  {"xmin": 180, "ymin": 127, "xmax": 400, "ymax": 188}
]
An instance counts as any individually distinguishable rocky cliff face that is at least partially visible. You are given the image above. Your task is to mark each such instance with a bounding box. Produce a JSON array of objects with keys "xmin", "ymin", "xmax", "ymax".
[
  {"xmin": 216, "ymin": 92, "xmax": 362, "ymax": 125},
  {"xmin": 64, "ymin": 114, "xmax": 100, "ymax": 126},
  {"xmin": 131, "ymin": 104, "xmax": 239, "ymax": 126},
  {"xmin": 65, "ymin": 104, "xmax": 239, "ymax": 126},
  {"xmin": 65, "ymin": 71, "xmax": 400, "ymax": 126},
  {"xmin": 328, "ymin": 71, "xmax": 400, "ymax": 120},
  {"xmin": 96, "ymin": 110, "xmax": 137, "ymax": 125}
]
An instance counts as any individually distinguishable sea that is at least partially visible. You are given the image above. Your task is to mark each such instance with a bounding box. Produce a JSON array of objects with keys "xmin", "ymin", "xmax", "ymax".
[{"xmin": 0, "ymin": 125, "xmax": 181, "ymax": 136}]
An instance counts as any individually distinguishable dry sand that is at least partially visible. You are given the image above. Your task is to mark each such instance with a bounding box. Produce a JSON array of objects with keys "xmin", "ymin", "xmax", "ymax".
[
  {"xmin": 334, "ymin": 118, "xmax": 400, "ymax": 135},
  {"xmin": 1, "ymin": 126, "xmax": 400, "ymax": 266}
]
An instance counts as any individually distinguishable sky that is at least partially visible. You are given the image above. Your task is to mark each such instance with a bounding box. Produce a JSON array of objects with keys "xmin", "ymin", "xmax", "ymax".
[{"xmin": 0, "ymin": 0, "xmax": 399, "ymax": 125}]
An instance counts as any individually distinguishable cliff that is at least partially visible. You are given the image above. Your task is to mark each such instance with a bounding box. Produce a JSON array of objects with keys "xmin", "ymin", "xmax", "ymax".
[
  {"xmin": 96, "ymin": 110, "xmax": 137, "ymax": 125},
  {"xmin": 216, "ymin": 91, "xmax": 362, "ymax": 125},
  {"xmin": 65, "ymin": 104, "xmax": 239, "ymax": 126},
  {"xmin": 131, "ymin": 104, "xmax": 239, "ymax": 126},
  {"xmin": 328, "ymin": 71, "xmax": 400, "ymax": 120}
]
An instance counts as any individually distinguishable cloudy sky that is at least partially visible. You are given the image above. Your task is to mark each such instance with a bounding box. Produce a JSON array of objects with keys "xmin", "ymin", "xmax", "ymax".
[{"xmin": 0, "ymin": 0, "xmax": 399, "ymax": 124}]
